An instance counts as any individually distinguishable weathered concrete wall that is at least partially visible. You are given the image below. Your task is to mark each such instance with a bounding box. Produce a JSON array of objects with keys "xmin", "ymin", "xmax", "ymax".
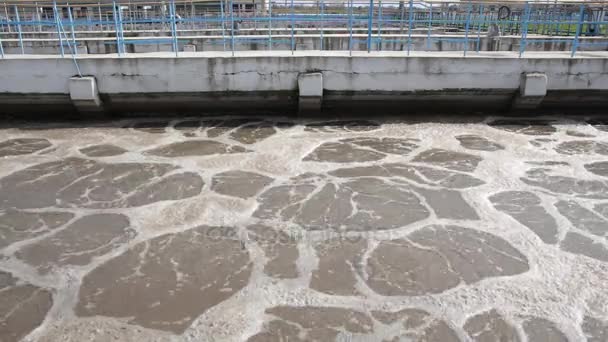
[{"xmin": 1, "ymin": 51, "xmax": 607, "ymax": 114}]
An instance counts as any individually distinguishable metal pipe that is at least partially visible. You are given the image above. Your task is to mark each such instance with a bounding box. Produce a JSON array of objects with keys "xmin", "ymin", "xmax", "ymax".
[
  {"xmin": 367, "ymin": 0, "xmax": 373, "ymax": 52},
  {"xmin": 35, "ymin": 2, "xmax": 42, "ymax": 32},
  {"xmin": 170, "ymin": 0, "xmax": 178, "ymax": 56},
  {"xmin": 0, "ymin": 27, "xmax": 4, "ymax": 58},
  {"xmin": 220, "ymin": 0, "xmax": 226, "ymax": 51},
  {"xmin": 230, "ymin": 0, "xmax": 234, "ymax": 56},
  {"xmin": 476, "ymin": 4, "xmax": 483, "ymax": 53},
  {"xmin": 348, "ymin": 0, "xmax": 353, "ymax": 56},
  {"xmin": 319, "ymin": 0, "xmax": 323, "ymax": 51},
  {"xmin": 377, "ymin": 0, "xmax": 382, "ymax": 51},
  {"xmin": 407, "ymin": 0, "xmax": 413, "ymax": 55},
  {"xmin": 571, "ymin": 4, "xmax": 585, "ymax": 57},
  {"xmin": 290, "ymin": 0, "xmax": 294, "ymax": 54},
  {"xmin": 112, "ymin": 0, "xmax": 122, "ymax": 55},
  {"xmin": 463, "ymin": 2, "xmax": 472, "ymax": 56},
  {"xmin": 519, "ymin": 2, "xmax": 531, "ymax": 58},
  {"xmin": 267, "ymin": 0, "xmax": 272, "ymax": 50},
  {"xmin": 14, "ymin": 5, "xmax": 24, "ymax": 54},
  {"xmin": 426, "ymin": 2, "xmax": 432, "ymax": 51},
  {"xmin": 3, "ymin": 3, "xmax": 11, "ymax": 33},
  {"xmin": 53, "ymin": 0, "xmax": 65, "ymax": 57},
  {"xmin": 67, "ymin": 4, "xmax": 77, "ymax": 56},
  {"xmin": 98, "ymin": 2, "xmax": 102, "ymax": 31}
]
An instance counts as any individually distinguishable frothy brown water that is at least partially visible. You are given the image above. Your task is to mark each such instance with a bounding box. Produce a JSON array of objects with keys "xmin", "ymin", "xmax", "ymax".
[{"xmin": 0, "ymin": 116, "xmax": 607, "ymax": 341}]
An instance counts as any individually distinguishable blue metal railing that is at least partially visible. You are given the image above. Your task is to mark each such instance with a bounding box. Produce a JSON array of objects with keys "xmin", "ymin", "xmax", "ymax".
[{"xmin": 0, "ymin": 0, "xmax": 607, "ymax": 60}]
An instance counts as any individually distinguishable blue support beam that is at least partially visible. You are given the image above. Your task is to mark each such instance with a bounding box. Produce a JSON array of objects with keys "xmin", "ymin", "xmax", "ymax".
[
  {"xmin": 319, "ymin": 0, "xmax": 324, "ymax": 50},
  {"xmin": 377, "ymin": 0, "xmax": 382, "ymax": 51},
  {"xmin": 571, "ymin": 5, "xmax": 585, "ymax": 57},
  {"xmin": 463, "ymin": 2, "xmax": 472, "ymax": 56},
  {"xmin": 231, "ymin": 0, "xmax": 235, "ymax": 55},
  {"xmin": 407, "ymin": 0, "xmax": 413, "ymax": 55},
  {"xmin": 112, "ymin": 0, "xmax": 122, "ymax": 56},
  {"xmin": 367, "ymin": 0, "xmax": 373, "ymax": 53},
  {"xmin": 53, "ymin": 0, "xmax": 65, "ymax": 57},
  {"xmin": 170, "ymin": 0, "xmax": 179, "ymax": 56},
  {"xmin": 348, "ymin": 0, "xmax": 353, "ymax": 56},
  {"xmin": 290, "ymin": 0, "xmax": 295, "ymax": 54},
  {"xmin": 268, "ymin": 0, "xmax": 272, "ymax": 50},
  {"xmin": 220, "ymin": 0, "xmax": 227, "ymax": 51},
  {"xmin": 67, "ymin": 5, "xmax": 78, "ymax": 56},
  {"xmin": 519, "ymin": 2, "xmax": 532, "ymax": 58},
  {"xmin": 14, "ymin": 5, "xmax": 24, "ymax": 54}
]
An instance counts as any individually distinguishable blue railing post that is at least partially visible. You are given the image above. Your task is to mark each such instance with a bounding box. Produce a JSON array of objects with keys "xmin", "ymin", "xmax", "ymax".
[
  {"xmin": 426, "ymin": 4, "xmax": 432, "ymax": 51},
  {"xmin": 377, "ymin": 0, "xmax": 382, "ymax": 51},
  {"xmin": 463, "ymin": 2, "xmax": 472, "ymax": 56},
  {"xmin": 118, "ymin": 2, "xmax": 126, "ymax": 54},
  {"xmin": 0, "ymin": 31, "xmax": 4, "ymax": 58},
  {"xmin": 367, "ymin": 0, "xmax": 373, "ymax": 53},
  {"xmin": 268, "ymin": 0, "xmax": 272, "ymax": 50},
  {"xmin": 220, "ymin": 0, "xmax": 226, "ymax": 51},
  {"xmin": 230, "ymin": 0, "xmax": 235, "ymax": 56},
  {"xmin": 53, "ymin": 0, "xmax": 65, "ymax": 57},
  {"xmin": 407, "ymin": 0, "xmax": 413, "ymax": 56},
  {"xmin": 67, "ymin": 5, "xmax": 78, "ymax": 56},
  {"xmin": 476, "ymin": 4, "xmax": 483, "ymax": 53},
  {"xmin": 170, "ymin": 0, "xmax": 178, "ymax": 56},
  {"xmin": 14, "ymin": 5, "xmax": 24, "ymax": 54},
  {"xmin": 571, "ymin": 5, "xmax": 584, "ymax": 57},
  {"xmin": 348, "ymin": 0, "xmax": 353, "ymax": 56},
  {"xmin": 112, "ymin": 0, "xmax": 122, "ymax": 56},
  {"xmin": 519, "ymin": 2, "xmax": 531, "ymax": 58},
  {"xmin": 290, "ymin": 0, "xmax": 295, "ymax": 54},
  {"xmin": 2, "ymin": 3, "xmax": 12, "ymax": 33},
  {"xmin": 319, "ymin": 0, "xmax": 324, "ymax": 50}
]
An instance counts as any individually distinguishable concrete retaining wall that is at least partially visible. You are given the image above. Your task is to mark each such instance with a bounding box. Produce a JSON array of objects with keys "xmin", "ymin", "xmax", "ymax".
[{"xmin": 1, "ymin": 51, "xmax": 607, "ymax": 114}]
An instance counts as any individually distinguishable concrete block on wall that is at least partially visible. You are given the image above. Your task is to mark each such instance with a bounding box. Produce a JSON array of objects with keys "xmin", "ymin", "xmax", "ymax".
[
  {"xmin": 512, "ymin": 72, "xmax": 547, "ymax": 110},
  {"xmin": 76, "ymin": 45, "xmax": 89, "ymax": 55},
  {"xmin": 298, "ymin": 72, "xmax": 323, "ymax": 113},
  {"xmin": 183, "ymin": 44, "xmax": 197, "ymax": 52},
  {"xmin": 69, "ymin": 76, "xmax": 103, "ymax": 114},
  {"xmin": 520, "ymin": 73, "xmax": 548, "ymax": 97}
]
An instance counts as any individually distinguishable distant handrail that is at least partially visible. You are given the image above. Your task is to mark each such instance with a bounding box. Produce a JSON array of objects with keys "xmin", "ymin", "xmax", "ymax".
[{"xmin": 1, "ymin": 0, "xmax": 606, "ymax": 59}]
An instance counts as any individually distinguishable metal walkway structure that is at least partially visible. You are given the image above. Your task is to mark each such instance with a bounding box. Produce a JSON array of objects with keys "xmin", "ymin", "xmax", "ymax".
[{"xmin": 1, "ymin": 0, "xmax": 607, "ymax": 59}]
